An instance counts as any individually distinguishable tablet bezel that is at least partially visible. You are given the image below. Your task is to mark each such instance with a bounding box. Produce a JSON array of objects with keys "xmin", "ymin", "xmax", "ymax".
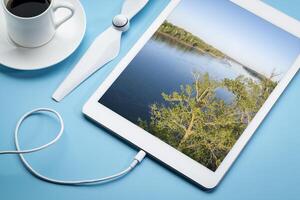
[{"xmin": 83, "ymin": 0, "xmax": 300, "ymax": 189}]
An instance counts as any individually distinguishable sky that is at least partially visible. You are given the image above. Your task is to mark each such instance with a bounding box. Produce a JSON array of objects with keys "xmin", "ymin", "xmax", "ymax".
[{"xmin": 167, "ymin": 0, "xmax": 300, "ymax": 80}]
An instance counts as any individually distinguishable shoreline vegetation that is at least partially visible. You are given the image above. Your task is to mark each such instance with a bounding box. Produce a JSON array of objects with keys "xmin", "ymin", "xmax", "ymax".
[
  {"xmin": 155, "ymin": 21, "xmax": 226, "ymax": 59},
  {"xmin": 155, "ymin": 21, "xmax": 268, "ymax": 80}
]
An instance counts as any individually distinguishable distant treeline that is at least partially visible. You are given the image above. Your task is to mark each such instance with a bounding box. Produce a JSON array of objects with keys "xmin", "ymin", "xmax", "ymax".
[{"xmin": 156, "ymin": 21, "xmax": 226, "ymax": 58}]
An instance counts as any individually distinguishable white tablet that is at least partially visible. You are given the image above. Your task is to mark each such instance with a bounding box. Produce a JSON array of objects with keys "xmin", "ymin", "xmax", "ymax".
[{"xmin": 83, "ymin": 0, "xmax": 300, "ymax": 189}]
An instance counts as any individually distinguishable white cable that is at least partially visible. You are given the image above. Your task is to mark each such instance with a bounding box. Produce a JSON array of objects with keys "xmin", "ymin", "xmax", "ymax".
[{"xmin": 0, "ymin": 108, "xmax": 146, "ymax": 185}]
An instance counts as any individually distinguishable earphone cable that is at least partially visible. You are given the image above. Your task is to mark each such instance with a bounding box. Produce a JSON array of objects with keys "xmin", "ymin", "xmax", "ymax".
[{"xmin": 0, "ymin": 108, "xmax": 146, "ymax": 185}]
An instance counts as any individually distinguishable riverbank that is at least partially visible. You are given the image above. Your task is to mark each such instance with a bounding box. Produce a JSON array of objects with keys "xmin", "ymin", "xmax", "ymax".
[
  {"xmin": 154, "ymin": 30, "xmax": 267, "ymax": 81},
  {"xmin": 156, "ymin": 21, "xmax": 226, "ymax": 59},
  {"xmin": 155, "ymin": 31, "xmax": 222, "ymax": 58}
]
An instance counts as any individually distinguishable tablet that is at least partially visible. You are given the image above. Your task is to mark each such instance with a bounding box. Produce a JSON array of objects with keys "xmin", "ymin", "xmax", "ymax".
[{"xmin": 83, "ymin": 0, "xmax": 300, "ymax": 189}]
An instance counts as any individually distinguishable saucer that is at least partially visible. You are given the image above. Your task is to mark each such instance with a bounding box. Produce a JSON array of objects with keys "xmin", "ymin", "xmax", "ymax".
[{"xmin": 0, "ymin": 0, "xmax": 86, "ymax": 70}]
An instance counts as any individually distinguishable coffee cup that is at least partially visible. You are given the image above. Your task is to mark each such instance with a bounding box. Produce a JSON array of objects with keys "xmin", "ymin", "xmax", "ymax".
[{"xmin": 1, "ymin": 0, "xmax": 75, "ymax": 48}]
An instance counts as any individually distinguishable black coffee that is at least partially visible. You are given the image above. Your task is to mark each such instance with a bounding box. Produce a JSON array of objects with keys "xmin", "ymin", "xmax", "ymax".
[{"xmin": 6, "ymin": 0, "xmax": 51, "ymax": 18}]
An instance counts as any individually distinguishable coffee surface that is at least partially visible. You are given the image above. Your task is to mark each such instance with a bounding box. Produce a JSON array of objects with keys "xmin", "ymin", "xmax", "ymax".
[{"xmin": 6, "ymin": 0, "xmax": 51, "ymax": 18}]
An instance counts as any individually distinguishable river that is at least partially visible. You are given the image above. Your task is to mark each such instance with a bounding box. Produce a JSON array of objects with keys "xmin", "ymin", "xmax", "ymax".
[{"xmin": 99, "ymin": 37, "xmax": 257, "ymax": 124}]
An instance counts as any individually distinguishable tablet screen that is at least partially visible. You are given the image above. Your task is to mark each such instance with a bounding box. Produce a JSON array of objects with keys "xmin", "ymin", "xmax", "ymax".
[{"xmin": 99, "ymin": 0, "xmax": 300, "ymax": 171}]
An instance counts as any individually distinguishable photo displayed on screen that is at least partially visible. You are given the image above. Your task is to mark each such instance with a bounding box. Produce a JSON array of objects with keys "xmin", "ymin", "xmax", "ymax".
[{"xmin": 99, "ymin": 0, "xmax": 300, "ymax": 171}]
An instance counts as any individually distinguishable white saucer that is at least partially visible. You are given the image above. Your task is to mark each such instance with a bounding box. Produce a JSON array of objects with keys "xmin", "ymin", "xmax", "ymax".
[{"xmin": 0, "ymin": 0, "xmax": 86, "ymax": 70}]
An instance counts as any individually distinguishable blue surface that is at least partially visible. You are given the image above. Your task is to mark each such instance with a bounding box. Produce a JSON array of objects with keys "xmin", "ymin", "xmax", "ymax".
[{"xmin": 0, "ymin": 0, "xmax": 299, "ymax": 199}]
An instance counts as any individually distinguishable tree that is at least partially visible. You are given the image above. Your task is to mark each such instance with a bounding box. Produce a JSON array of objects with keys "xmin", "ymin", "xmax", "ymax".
[{"xmin": 139, "ymin": 73, "xmax": 277, "ymax": 171}]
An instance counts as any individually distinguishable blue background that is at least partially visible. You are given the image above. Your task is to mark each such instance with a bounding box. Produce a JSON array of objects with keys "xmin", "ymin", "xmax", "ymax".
[{"xmin": 0, "ymin": 0, "xmax": 299, "ymax": 199}]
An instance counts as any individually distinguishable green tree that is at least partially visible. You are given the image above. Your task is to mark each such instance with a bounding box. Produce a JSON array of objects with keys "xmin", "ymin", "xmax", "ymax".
[{"xmin": 139, "ymin": 73, "xmax": 277, "ymax": 171}]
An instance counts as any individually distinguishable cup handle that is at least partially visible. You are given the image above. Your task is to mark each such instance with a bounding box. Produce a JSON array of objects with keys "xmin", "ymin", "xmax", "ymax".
[{"xmin": 53, "ymin": 2, "xmax": 75, "ymax": 29}]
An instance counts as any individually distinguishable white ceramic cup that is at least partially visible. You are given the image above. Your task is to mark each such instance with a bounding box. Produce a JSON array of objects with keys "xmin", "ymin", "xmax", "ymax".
[{"xmin": 1, "ymin": 0, "xmax": 75, "ymax": 48}]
